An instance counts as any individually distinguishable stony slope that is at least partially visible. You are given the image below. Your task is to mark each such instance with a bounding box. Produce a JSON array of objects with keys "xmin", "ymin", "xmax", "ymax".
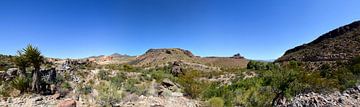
[{"xmin": 277, "ymin": 21, "xmax": 360, "ymax": 62}]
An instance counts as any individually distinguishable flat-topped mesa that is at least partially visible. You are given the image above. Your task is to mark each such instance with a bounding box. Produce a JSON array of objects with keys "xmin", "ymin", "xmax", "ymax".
[
  {"xmin": 277, "ymin": 20, "xmax": 360, "ymax": 62},
  {"xmin": 145, "ymin": 48, "xmax": 195, "ymax": 58}
]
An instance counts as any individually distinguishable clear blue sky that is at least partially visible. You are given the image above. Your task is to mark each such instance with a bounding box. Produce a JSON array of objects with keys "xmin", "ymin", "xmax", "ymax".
[{"xmin": 0, "ymin": 0, "xmax": 360, "ymax": 59}]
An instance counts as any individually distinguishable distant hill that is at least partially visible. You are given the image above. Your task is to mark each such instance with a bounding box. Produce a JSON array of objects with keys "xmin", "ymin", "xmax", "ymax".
[
  {"xmin": 130, "ymin": 48, "xmax": 200, "ymax": 67},
  {"xmin": 277, "ymin": 21, "xmax": 360, "ymax": 63},
  {"xmin": 86, "ymin": 53, "xmax": 134, "ymax": 65},
  {"xmin": 130, "ymin": 48, "xmax": 249, "ymax": 69},
  {"xmin": 200, "ymin": 53, "xmax": 248, "ymax": 69}
]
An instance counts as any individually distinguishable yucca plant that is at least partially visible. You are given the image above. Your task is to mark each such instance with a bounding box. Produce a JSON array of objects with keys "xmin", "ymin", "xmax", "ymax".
[
  {"xmin": 11, "ymin": 76, "xmax": 30, "ymax": 93},
  {"xmin": 22, "ymin": 44, "xmax": 44, "ymax": 93}
]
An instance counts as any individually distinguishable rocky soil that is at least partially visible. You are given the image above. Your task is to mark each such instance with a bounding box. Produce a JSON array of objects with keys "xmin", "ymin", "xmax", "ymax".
[{"xmin": 278, "ymin": 85, "xmax": 360, "ymax": 107}]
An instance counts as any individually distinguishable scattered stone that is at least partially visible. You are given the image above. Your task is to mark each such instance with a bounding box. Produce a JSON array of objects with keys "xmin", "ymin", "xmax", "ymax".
[
  {"xmin": 162, "ymin": 79, "xmax": 176, "ymax": 87},
  {"xmin": 278, "ymin": 85, "xmax": 360, "ymax": 107}
]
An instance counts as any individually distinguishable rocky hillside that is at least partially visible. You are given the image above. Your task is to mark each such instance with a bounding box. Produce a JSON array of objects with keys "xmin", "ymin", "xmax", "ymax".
[
  {"xmin": 130, "ymin": 48, "xmax": 201, "ymax": 67},
  {"xmin": 277, "ymin": 21, "xmax": 360, "ymax": 62}
]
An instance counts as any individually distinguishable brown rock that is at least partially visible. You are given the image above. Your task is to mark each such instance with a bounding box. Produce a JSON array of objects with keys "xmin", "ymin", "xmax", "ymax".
[
  {"xmin": 52, "ymin": 93, "xmax": 61, "ymax": 99},
  {"xmin": 57, "ymin": 99, "xmax": 76, "ymax": 107}
]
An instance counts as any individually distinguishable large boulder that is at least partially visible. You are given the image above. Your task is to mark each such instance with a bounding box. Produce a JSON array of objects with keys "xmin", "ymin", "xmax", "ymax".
[
  {"xmin": 171, "ymin": 61, "xmax": 183, "ymax": 76},
  {"xmin": 6, "ymin": 68, "xmax": 18, "ymax": 77}
]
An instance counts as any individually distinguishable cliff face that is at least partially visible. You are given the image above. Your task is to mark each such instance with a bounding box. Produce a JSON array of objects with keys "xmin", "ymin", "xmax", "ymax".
[{"xmin": 277, "ymin": 21, "xmax": 360, "ymax": 62}]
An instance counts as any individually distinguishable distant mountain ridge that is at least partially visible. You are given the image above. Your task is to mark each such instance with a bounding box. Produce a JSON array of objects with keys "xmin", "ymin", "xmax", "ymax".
[
  {"xmin": 277, "ymin": 20, "xmax": 360, "ymax": 62},
  {"xmin": 87, "ymin": 53, "xmax": 130, "ymax": 59}
]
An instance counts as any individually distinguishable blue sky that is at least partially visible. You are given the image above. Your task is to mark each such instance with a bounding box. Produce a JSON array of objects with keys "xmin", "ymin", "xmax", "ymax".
[{"xmin": 0, "ymin": 0, "xmax": 360, "ymax": 59}]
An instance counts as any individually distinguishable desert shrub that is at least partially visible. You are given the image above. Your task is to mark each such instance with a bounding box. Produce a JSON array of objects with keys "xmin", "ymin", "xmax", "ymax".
[
  {"xmin": 332, "ymin": 68, "xmax": 357, "ymax": 91},
  {"xmin": 177, "ymin": 70, "xmax": 208, "ymax": 99},
  {"xmin": 149, "ymin": 70, "xmax": 174, "ymax": 82},
  {"xmin": 230, "ymin": 77, "xmax": 273, "ymax": 106},
  {"xmin": 202, "ymin": 83, "xmax": 234, "ymax": 106},
  {"xmin": 319, "ymin": 64, "xmax": 332, "ymax": 78},
  {"xmin": 97, "ymin": 81, "xmax": 123, "ymax": 106},
  {"xmin": 98, "ymin": 70, "xmax": 110, "ymax": 80},
  {"xmin": 350, "ymin": 56, "xmax": 360, "ymax": 75},
  {"xmin": 55, "ymin": 73, "xmax": 65, "ymax": 83},
  {"xmin": 58, "ymin": 82, "xmax": 72, "ymax": 96},
  {"xmin": 122, "ymin": 64, "xmax": 135, "ymax": 72},
  {"xmin": 61, "ymin": 82, "xmax": 71, "ymax": 90},
  {"xmin": 124, "ymin": 78, "xmax": 142, "ymax": 94},
  {"xmin": 110, "ymin": 72, "xmax": 126, "ymax": 89},
  {"xmin": 10, "ymin": 76, "xmax": 30, "ymax": 93},
  {"xmin": 78, "ymin": 85, "xmax": 92, "ymax": 95},
  {"xmin": 0, "ymin": 84, "xmax": 12, "ymax": 97},
  {"xmin": 247, "ymin": 60, "xmax": 278, "ymax": 71},
  {"xmin": 207, "ymin": 97, "xmax": 224, "ymax": 107},
  {"xmin": 105, "ymin": 64, "xmax": 121, "ymax": 70},
  {"xmin": 63, "ymin": 72, "xmax": 72, "ymax": 81}
]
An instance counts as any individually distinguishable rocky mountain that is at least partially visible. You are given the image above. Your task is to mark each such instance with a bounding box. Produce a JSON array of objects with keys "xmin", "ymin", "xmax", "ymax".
[{"xmin": 277, "ymin": 21, "xmax": 360, "ymax": 63}]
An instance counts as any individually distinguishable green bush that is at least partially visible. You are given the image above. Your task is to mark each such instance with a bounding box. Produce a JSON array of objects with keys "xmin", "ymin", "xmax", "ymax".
[
  {"xmin": 202, "ymin": 83, "xmax": 234, "ymax": 106},
  {"xmin": 208, "ymin": 97, "xmax": 224, "ymax": 107},
  {"xmin": 110, "ymin": 72, "xmax": 126, "ymax": 89},
  {"xmin": 177, "ymin": 70, "xmax": 208, "ymax": 99},
  {"xmin": 97, "ymin": 81, "xmax": 123, "ymax": 106},
  {"xmin": 124, "ymin": 78, "xmax": 144, "ymax": 94},
  {"xmin": 61, "ymin": 82, "xmax": 72, "ymax": 90},
  {"xmin": 247, "ymin": 60, "xmax": 278, "ymax": 71},
  {"xmin": 0, "ymin": 84, "xmax": 11, "ymax": 97},
  {"xmin": 350, "ymin": 56, "xmax": 360, "ymax": 75},
  {"xmin": 98, "ymin": 70, "xmax": 110, "ymax": 80},
  {"xmin": 78, "ymin": 85, "xmax": 92, "ymax": 95},
  {"xmin": 149, "ymin": 70, "xmax": 174, "ymax": 82}
]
